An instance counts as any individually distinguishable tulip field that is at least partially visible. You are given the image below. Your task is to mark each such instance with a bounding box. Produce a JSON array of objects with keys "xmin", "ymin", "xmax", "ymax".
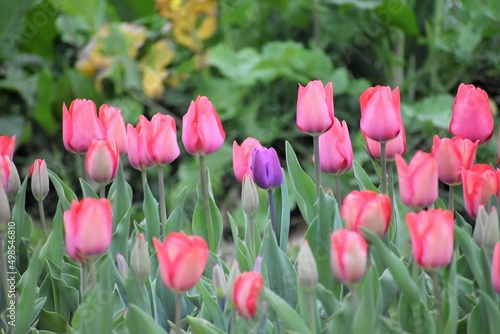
[{"xmin": 2, "ymin": 1, "xmax": 500, "ymax": 334}]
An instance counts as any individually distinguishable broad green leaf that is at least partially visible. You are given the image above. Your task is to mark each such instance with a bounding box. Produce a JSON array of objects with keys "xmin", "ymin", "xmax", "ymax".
[
  {"xmin": 126, "ymin": 304, "xmax": 166, "ymax": 334},
  {"xmin": 48, "ymin": 170, "xmax": 78, "ymax": 210},
  {"xmin": 164, "ymin": 187, "xmax": 187, "ymax": 235},
  {"xmin": 263, "ymin": 288, "xmax": 311, "ymax": 334},
  {"xmin": 196, "ymin": 280, "xmax": 226, "ymax": 331},
  {"xmin": 375, "ymin": 0, "xmax": 420, "ymax": 36},
  {"xmin": 108, "ymin": 160, "xmax": 133, "ymax": 229},
  {"xmin": 442, "ymin": 256, "xmax": 458, "ymax": 334},
  {"xmin": 275, "ymin": 169, "xmax": 290, "ymax": 252},
  {"xmin": 187, "ymin": 316, "xmax": 225, "ymax": 334},
  {"xmin": 143, "ymin": 181, "xmax": 160, "ymax": 248},
  {"xmin": 111, "ymin": 208, "xmax": 132, "ymax": 262},
  {"xmin": 79, "ymin": 178, "xmax": 98, "ymax": 199},
  {"xmin": 353, "ymin": 266, "xmax": 380, "ymax": 334},
  {"xmin": 37, "ymin": 308, "xmax": 67, "ymax": 333},
  {"xmin": 353, "ymin": 161, "xmax": 379, "ymax": 192}
]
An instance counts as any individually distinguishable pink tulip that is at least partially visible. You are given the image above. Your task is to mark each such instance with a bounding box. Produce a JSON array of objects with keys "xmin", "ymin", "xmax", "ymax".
[
  {"xmin": 99, "ymin": 104, "xmax": 128, "ymax": 155},
  {"xmin": 330, "ymin": 229, "xmax": 368, "ymax": 284},
  {"xmin": 30, "ymin": 159, "xmax": 49, "ymax": 201},
  {"xmin": 364, "ymin": 124, "xmax": 406, "ymax": 161},
  {"xmin": 0, "ymin": 135, "xmax": 16, "ymax": 160},
  {"xmin": 449, "ymin": 83, "xmax": 493, "ymax": 144},
  {"xmin": 317, "ymin": 118, "xmax": 353, "ymax": 175},
  {"xmin": 296, "ymin": 80, "xmax": 334, "ymax": 135},
  {"xmin": 406, "ymin": 209, "xmax": 454, "ymax": 269},
  {"xmin": 432, "ymin": 135, "xmax": 478, "ymax": 185},
  {"xmin": 63, "ymin": 198, "xmax": 112, "ymax": 262},
  {"xmin": 462, "ymin": 164, "xmax": 500, "ymax": 218},
  {"xmin": 395, "ymin": 151, "xmax": 438, "ymax": 209},
  {"xmin": 233, "ymin": 271, "xmax": 264, "ymax": 319},
  {"xmin": 492, "ymin": 242, "xmax": 500, "ymax": 293},
  {"xmin": 233, "ymin": 137, "xmax": 262, "ymax": 182},
  {"xmin": 153, "ymin": 232, "xmax": 209, "ymax": 293},
  {"xmin": 86, "ymin": 139, "xmax": 119, "ymax": 185},
  {"xmin": 182, "ymin": 96, "xmax": 225, "ymax": 156},
  {"xmin": 359, "ymin": 86, "xmax": 402, "ymax": 142},
  {"xmin": 150, "ymin": 113, "xmax": 180, "ymax": 165},
  {"xmin": 127, "ymin": 116, "xmax": 154, "ymax": 170},
  {"xmin": 62, "ymin": 99, "xmax": 105, "ymax": 154},
  {"xmin": 341, "ymin": 190, "xmax": 391, "ymax": 238}
]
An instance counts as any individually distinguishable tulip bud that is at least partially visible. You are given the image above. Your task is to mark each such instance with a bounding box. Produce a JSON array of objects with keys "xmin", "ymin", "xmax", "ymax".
[
  {"xmin": 131, "ymin": 233, "xmax": 151, "ymax": 283},
  {"xmin": 86, "ymin": 139, "xmax": 119, "ymax": 186},
  {"xmin": 251, "ymin": 147, "xmax": 283, "ymax": 190},
  {"xmin": 330, "ymin": 229, "xmax": 368, "ymax": 284},
  {"xmin": 462, "ymin": 164, "xmax": 500, "ymax": 218},
  {"xmin": 473, "ymin": 206, "xmax": 500, "ymax": 249},
  {"xmin": 296, "ymin": 80, "xmax": 334, "ymax": 136},
  {"xmin": 99, "ymin": 104, "xmax": 128, "ymax": 155},
  {"xmin": 6, "ymin": 158, "xmax": 20, "ymax": 199},
  {"xmin": 116, "ymin": 253, "xmax": 130, "ymax": 280},
  {"xmin": 212, "ymin": 263, "xmax": 227, "ymax": 298},
  {"xmin": 242, "ymin": 175, "xmax": 259, "ymax": 218},
  {"xmin": 492, "ymin": 242, "xmax": 500, "ymax": 293},
  {"xmin": 317, "ymin": 118, "xmax": 353, "ymax": 175},
  {"xmin": 0, "ymin": 186, "xmax": 10, "ymax": 225},
  {"xmin": 233, "ymin": 138, "xmax": 262, "ymax": 182},
  {"xmin": 233, "ymin": 271, "xmax": 264, "ymax": 319},
  {"xmin": 297, "ymin": 240, "xmax": 318, "ymax": 288},
  {"xmin": 30, "ymin": 159, "xmax": 50, "ymax": 201},
  {"xmin": 225, "ymin": 260, "xmax": 241, "ymax": 306}
]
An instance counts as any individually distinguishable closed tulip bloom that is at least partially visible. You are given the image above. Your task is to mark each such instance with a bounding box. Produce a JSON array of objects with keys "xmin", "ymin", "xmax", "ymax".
[
  {"xmin": 473, "ymin": 206, "xmax": 500, "ymax": 249},
  {"xmin": 30, "ymin": 159, "xmax": 50, "ymax": 201},
  {"xmin": 153, "ymin": 232, "xmax": 209, "ymax": 293},
  {"xmin": 63, "ymin": 198, "xmax": 112, "ymax": 262},
  {"xmin": 131, "ymin": 233, "xmax": 151, "ymax": 283},
  {"xmin": 317, "ymin": 118, "xmax": 353, "ymax": 175},
  {"xmin": 406, "ymin": 209, "xmax": 454, "ymax": 269},
  {"xmin": 233, "ymin": 271, "xmax": 264, "ymax": 319},
  {"xmin": 360, "ymin": 86, "xmax": 402, "ymax": 142},
  {"xmin": 233, "ymin": 137, "xmax": 262, "ymax": 182},
  {"xmin": 330, "ymin": 229, "xmax": 367, "ymax": 284},
  {"xmin": 341, "ymin": 190, "xmax": 391, "ymax": 238},
  {"xmin": 0, "ymin": 186, "xmax": 10, "ymax": 224},
  {"xmin": 364, "ymin": 124, "xmax": 406, "ymax": 161},
  {"xmin": 182, "ymin": 96, "xmax": 225, "ymax": 156},
  {"xmin": 0, "ymin": 135, "xmax": 16, "ymax": 160},
  {"xmin": 0, "ymin": 155, "xmax": 20, "ymax": 198},
  {"xmin": 462, "ymin": 164, "xmax": 500, "ymax": 218},
  {"xmin": 63, "ymin": 99, "xmax": 105, "ymax": 154},
  {"xmin": 99, "ymin": 104, "xmax": 128, "ymax": 155},
  {"xmin": 242, "ymin": 175, "xmax": 259, "ymax": 218},
  {"xmin": 449, "ymin": 83, "xmax": 493, "ymax": 144},
  {"xmin": 251, "ymin": 147, "xmax": 283, "ymax": 190},
  {"xmin": 432, "ymin": 135, "xmax": 478, "ymax": 186},
  {"xmin": 150, "ymin": 113, "xmax": 180, "ymax": 165},
  {"xmin": 127, "ymin": 116, "xmax": 154, "ymax": 170},
  {"xmin": 86, "ymin": 139, "xmax": 119, "ymax": 185},
  {"xmin": 492, "ymin": 242, "xmax": 500, "ymax": 293},
  {"xmin": 296, "ymin": 80, "xmax": 334, "ymax": 135},
  {"xmin": 395, "ymin": 151, "xmax": 438, "ymax": 209}
]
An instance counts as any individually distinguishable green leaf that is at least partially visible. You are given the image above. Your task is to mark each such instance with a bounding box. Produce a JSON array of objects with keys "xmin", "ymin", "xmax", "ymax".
[
  {"xmin": 196, "ymin": 280, "xmax": 226, "ymax": 331},
  {"xmin": 263, "ymin": 288, "xmax": 311, "ymax": 334},
  {"xmin": 38, "ymin": 308, "xmax": 68, "ymax": 333},
  {"xmin": 143, "ymin": 181, "xmax": 160, "ymax": 247},
  {"xmin": 375, "ymin": 0, "xmax": 420, "ymax": 36},
  {"xmin": 353, "ymin": 266, "xmax": 381, "ymax": 334},
  {"xmin": 79, "ymin": 178, "xmax": 98, "ymax": 199},
  {"xmin": 325, "ymin": 0, "xmax": 382, "ymax": 9},
  {"xmin": 11, "ymin": 175, "xmax": 32, "ymax": 249},
  {"xmin": 353, "ymin": 161, "xmax": 379, "ymax": 192},
  {"xmin": 111, "ymin": 207, "xmax": 132, "ymax": 262},
  {"xmin": 164, "ymin": 187, "xmax": 187, "ymax": 235},
  {"xmin": 48, "ymin": 170, "xmax": 78, "ymax": 210},
  {"xmin": 34, "ymin": 69, "xmax": 57, "ymax": 133},
  {"xmin": 108, "ymin": 161, "xmax": 132, "ymax": 229},
  {"xmin": 187, "ymin": 316, "xmax": 225, "ymax": 334},
  {"xmin": 275, "ymin": 169, "xmax": 290, "ymax": 252},
  {"xmin": 403, "ymin": 95, "xmax": 454, "ymax": 130},
  {"xmin": 126, "ymin": 304, "xmax": 166, "ymax": 334}
]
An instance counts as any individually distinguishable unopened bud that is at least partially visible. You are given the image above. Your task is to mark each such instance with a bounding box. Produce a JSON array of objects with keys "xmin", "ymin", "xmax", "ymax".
[
  {"xmin": 242, "ymin": 175, "xmax": 259, "ymax": 218},
  {"xmin": 30, "ymin": 159, "xmax": 50, "ymax": 201},
  {"xmin": 131, "ymin": 233, "xmax": 151, "ymax": 283},
  {"xmin": 212, "ymin": 263, "xmax": 227, "ymax": 298},
  {"xmin": 116, "ymin": 253, "xmax": 129, "ymax": 280},
  {"xmin": 473, "ymin": 206, "xmax": 500, "ymax": 249},
  {"xmin": 297, "ymin": 240, "xmax": 318, "ymax": 288}
]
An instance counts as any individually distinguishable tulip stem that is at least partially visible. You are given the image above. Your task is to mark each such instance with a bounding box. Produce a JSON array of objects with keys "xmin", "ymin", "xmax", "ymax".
[
  {"xmin": 268, "ymin": 189, "xmax": 279, "ymax": 241},
  {"xmin": 158, "ymin": 166, "xmax": 167, "ymax": 236},
  {"xmin": 80, "ymin": 154, "xmax": 88, "ymax": 183},
  {"xmin": 349, "ymin": 285, "xmax": 358, "ymax": 313},
  {"xmin": 90, "ymin": 260, "xmax": 98, "ymax": 290},
  {"xmin": 199, "ymin": 155, "xmax": 215, "ymax": 252},
  {"xmin": 38, "ymin": 200, "xmax": 48, "ymax": 239},
  {"xmin": 431, "ymin": 271, "xmax": 441, "ymax": 315},
  {"xmin": 81, "ymin": 263, "xmax": 88, "ymax": 298},
  {"xmin": 313, "ymin": 135, "xmax": 321, "ymax": 200},
  {"xmin": 0, "ymin": 230, "xmax": 10, "ymax": 308},
  {"xmin": 306, "ymin": 289, "xmax": 318, "ymax": 334},
  {"xmin": 175, "ymin": 293, "xmax": 183, "ymax": 334},
  {"xmin": 99, "ymin": 185, "xmax": 106, "ymax": 199},
  {"xmin": 448, "ymin": 185, "xmax": 455, "ymax": 215},
  {"xmin": 229, "ymin": 310, "xmax": 236, "ymax": 334},
  {"xmin": 248, "ymin": 216, "xmax": 256, "ymax": 260},
  {"xmin": 334, "ymin": 174, "xmax": 342, "ymax": 207},
  {"xmin": 380, "ymin": 142, "xmax": 387, "ymax": 194},
  {"xmin": 141, "ymin": 170, "xmax": 147, "ymax": 187}
]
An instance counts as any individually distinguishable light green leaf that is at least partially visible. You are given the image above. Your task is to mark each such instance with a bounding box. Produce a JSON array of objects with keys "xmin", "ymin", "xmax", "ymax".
[
  {"xmin": 353, "ymin": 161, "xmax": 379, "ymax": 192},
  {"xmin": 187, "ymin": 316, "xmax": 225, "ymax": 334},
  {"xmin": 126, "ymin": 304, "xmax": 166, "ymax": 334},
  {"xmin": 143, "ymin": 181, "xmax": 160, "ymax": 248},
  {"xmin": 263, "ymin": 288, "xmax": 311, "ymax": 334},
  {"xmin": 48, "ymin": 170, "xmax": 78, "ymax": 210}
]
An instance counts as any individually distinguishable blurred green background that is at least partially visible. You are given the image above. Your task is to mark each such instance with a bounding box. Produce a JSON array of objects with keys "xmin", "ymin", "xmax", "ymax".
[{"xmin": 1, "ymin": 0, "xmax": 500, "ymax": 227}]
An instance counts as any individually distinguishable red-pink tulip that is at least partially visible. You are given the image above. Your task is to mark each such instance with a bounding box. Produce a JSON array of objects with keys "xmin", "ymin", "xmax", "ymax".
[
  {"xmin": 296, "ymin": 80, "xmax": 334, "ymax": 135},
  {"xmin": 432, "ymin": 135, "xmax": 478, "ymax": 186},
  {"xmin": 0, "ymin": 135, "xmax": 16, "ymax": 160},
  {"xmin": 406, "ymin": 209, "xmax": 454, "ymax": 269},
  {"xmin": 182, "ymin": 96, "xmax": 225, "ymax": 156},
  {"xmin": 149, "ymin": 113, "xmax": 180, "ymax": 165},
  {"xmin": 127, "ymin": 116, "xmax": 154, "ymax": 170},
  {"xmin": 62, "ymin": 99, "xmax": 105, "ymax": 154},
  {"xmin": 233, "ymin": 137, "xmax": 262, "ymax": 182},
  {"xmin": 233, "ymin": 271, "xmax": 264, "ymax": 319},
  {"xmin": 317, "ymin": 118, "xmax": 353, "ymax": 175},
  {"xmin": 153, "ymin": 232, "xmax": 209, "ymax": 293},
  {"xmin": 359, "ymin": 86, "xmax": 402, "ymax": 142},
  {"xmin": 462, "ymin": 164, "xmax": 500, "ymax": 218},
  {"xmin": 492, "ymin": 242, "xmax": 500, "ymax": 293},
  {"xmin": 330, "ymin": 229, "xmax": 368, "ymax": 284},
  {"xmin": 86, "ymin": 139, "xmax": 119, "ymax": 185},
  {"xmin": 364, "ymin": 124, "xmax": 406, "ymax": 161},
  {"xmin": 449, "ymin": 83, "xmax": 493, "ymax": 144},
  {"xmin": 63, "ymin": 198, "xmax": 112, "ymax": 262},
  {"xmin": 30, "ymin": 159, "xmax": 49, "ymax": 201},
  {"xmin": 99, "ymin": 104, "xmax": 128, "ymax": 155},
  {"xmin": 395, "ymin": 151, "xmax": 438, "ymax": 209},
  {"xmin": 341, "ymin": 190, "xmax": 391, "ymax": 238}
]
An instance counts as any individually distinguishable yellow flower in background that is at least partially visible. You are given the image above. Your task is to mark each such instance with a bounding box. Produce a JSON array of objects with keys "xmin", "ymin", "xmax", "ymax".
[{"xmin": 140, "ymin": 39, "xmax": 176, "ymax": 99}]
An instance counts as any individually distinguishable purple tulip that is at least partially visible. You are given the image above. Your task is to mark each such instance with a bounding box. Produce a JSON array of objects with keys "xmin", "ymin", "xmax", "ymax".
[{"xmin": 251, "ymin": 147, "xmax": 283, "ymax": 190}]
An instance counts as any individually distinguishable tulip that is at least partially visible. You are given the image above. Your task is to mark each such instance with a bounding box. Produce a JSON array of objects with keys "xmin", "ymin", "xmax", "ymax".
[
  {"xmin": 212, "ymin": 263, "xmax": 227, "ymax": 298},
  {"xmin": 0, "ymin": 155, "xmax": 20, "ymax": 198},
  {"xmin": 116, "ymin": 253, "xmax": 130, "ymax": 280},
  {"xmin": 330, "ymin": 229, "xmax": 368, "ymax": 284},
  {"xmin": 473, "ymin": 206, "xmax": 500, "ymax": 249},
  {"xmin": 63, "ymin": 198, "xmax": 112, "ymax": 262},
  {"xmin": 492, "ymin": 242, "xmax": 500, "ymax": 293},
  {"xmin": 449, "ymin": 83, "xmax": 493, "ymax": 144},
  {"xmin": 359, "ymin": 86, "xmax": 402, "ymax": 142},
  {"xmin": 395, "ymin": 151, "xmax": 438, "ymax": 209},
  {"xmin": 316, "ymin": 118, "xmax": 353, "ymax": 175},
  {"xmin": 86, "ymin": 139, "xmax": 119, "ymax": 185},
  {"xmin": 233, "ymin": 137, "xmax": 262, "ymax": 182},
  {"xmin": 182, "ymin": 96, "xmax": 225, "ymax": 156},
  {"xmin": 130, "ymin": 233, "xmax": 150, "ymax": 283},
  {"xmin": 462, "ymin": 164, "xmax": 500, "ymax": 218},
  {"xmin": 149, "ymin": 113, "xmax": 180, "ymax": 165},
  {"xmin": 432, "ymin": 135, "xmax": 478, "ymax": 185},
  {"xmin": 62, "ymin": 99, "xmax": 105, "ymax": 153},
  {"xmin": 251, "ymin": 147, "xmax": 283, "ymax": 190},
  {"xmin": 297, "ymin": 240, "xmax": 318, "ymax": 288},
  {"xmin": 242, "ymin": 175, "xmax": 259, "ymax": 218},
  {"xmin": 233, "ymin": 271, "xmax": 264, "ymax": 319},
  {"xmin": 406, "ymin": 209, "xmax": 454, "ymax": 269},
  {"xmin": 364, "ymin": 124, "xmax": 406, "ymax": 161},
  {"xmin": 30, "ymin": 159, "xmax": 50, "ymax": 201},
  {"xmin": 341, "ymin": 190, "xmax": 391, "ymax": 238},
  {"xmin": 0, "ymin": 135, "xmax": 16, "ymax": 160},
  {"xmin": 153, "ymin": 232, "xmax": 209, "ymax": 293},
  {"xmin": 99, "ymin": 104, "xmax": 128, "ymax": 155},
  {"xmin": 296, "ymin": 80, "xmax": 334, "ymax": 135},
  {"xmin": 127, "ymin": 116, "xmax": 154, "ymax": 170}
]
